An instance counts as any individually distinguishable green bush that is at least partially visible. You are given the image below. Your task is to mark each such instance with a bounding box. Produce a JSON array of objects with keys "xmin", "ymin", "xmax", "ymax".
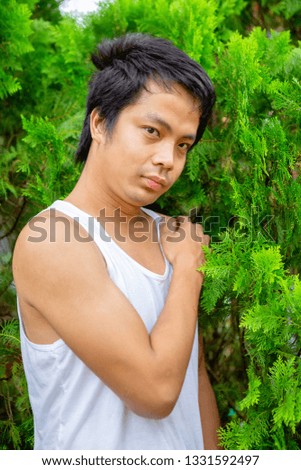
[{"xmin": 0, "ymin": 0, "xmax": 300, "ymax": 449}]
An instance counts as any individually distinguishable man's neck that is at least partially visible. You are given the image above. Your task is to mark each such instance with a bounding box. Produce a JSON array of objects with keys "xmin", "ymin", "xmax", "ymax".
[{"xmin": 65, "ymin": 162, "xmax": 143, "ymax": 220}]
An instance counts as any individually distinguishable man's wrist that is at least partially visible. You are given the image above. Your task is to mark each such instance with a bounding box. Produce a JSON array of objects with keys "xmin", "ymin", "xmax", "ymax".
[
  {"xmin": 172, "ymin": 259, "xmax": 204, "ymax": 286},
  {"xmin": 172, "ymin": 256, "xmax": 204, "ymax": 272}
]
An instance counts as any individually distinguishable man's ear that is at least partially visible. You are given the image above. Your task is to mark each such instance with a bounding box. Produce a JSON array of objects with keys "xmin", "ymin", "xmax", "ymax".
[{"xmin": 90, "ymin": 108, "xmax": 106, "ymax": 144}]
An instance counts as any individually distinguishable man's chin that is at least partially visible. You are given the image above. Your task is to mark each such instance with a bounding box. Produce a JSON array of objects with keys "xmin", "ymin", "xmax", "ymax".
[{"xmin": 128, "ymin": 190, "xmax": 162, "ymax": 207}]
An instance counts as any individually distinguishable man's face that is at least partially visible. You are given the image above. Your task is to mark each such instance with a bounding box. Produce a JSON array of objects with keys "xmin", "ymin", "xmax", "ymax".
[{"xmin": 93, "ymin": 81, "xmax": 200, "ymax": 208}]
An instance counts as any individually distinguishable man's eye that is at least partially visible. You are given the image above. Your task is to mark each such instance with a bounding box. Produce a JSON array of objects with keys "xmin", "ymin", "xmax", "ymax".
[
  {"xmin": 178, "ymin": 143, "xmax": 190, "ymax": 151},
  {"xmin": 145, "ymin": 127, "xmax": 159, "ymax": 136}
]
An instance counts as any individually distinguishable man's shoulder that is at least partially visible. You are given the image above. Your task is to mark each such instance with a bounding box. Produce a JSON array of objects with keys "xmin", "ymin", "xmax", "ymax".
[
  {"xmin": 13, "ymin": 210, "xmax": 108, "ymax": 312},
  {"xmin": 16, "ymin": 206, "xmax": 94, "ymax": 249},
  {"xmin": 13, "ymin": 207, "xmax": 100, "ymax": 283},
  {"xmin": 14, "ymin": 208, "xmax": 72, "ymax": 254}
]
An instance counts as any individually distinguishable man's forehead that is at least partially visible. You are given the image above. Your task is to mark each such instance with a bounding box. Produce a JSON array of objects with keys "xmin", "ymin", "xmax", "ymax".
[
  {"xmin": 129, "ymin": 80, "xmax": 201, "ymax": 118},
  {"xmin": 137, "ymin": 79, "xmax": 200, "ymax": 110}
]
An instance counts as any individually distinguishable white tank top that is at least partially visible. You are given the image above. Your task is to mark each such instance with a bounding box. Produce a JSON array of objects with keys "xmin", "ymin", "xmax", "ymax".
[{"xmin": 18, "ymin": 200, "xmax": 204, "ymax": 450}]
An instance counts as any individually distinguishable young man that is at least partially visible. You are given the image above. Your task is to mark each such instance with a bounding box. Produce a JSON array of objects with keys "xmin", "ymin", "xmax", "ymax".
[{"xmin": 13, "ymin": 33, "xmax": 220, "ymax": 450}]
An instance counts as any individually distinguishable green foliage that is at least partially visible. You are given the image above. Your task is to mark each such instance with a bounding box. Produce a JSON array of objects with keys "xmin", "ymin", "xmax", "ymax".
[
  {"xmin": 87, "ymin": 0, "xmax": 248, "ymax": 75},
  {"xmin": 0, "ymin": 320, "xmax": 33, "ymax": 449},
  {"xmin": 0, "ymin": 0, "xmax": 300, "ymax": 449},
  {"xmin": 200, "ymin": 214, "xmax": 301, "ymax": 449},
  {"xmin": 0, "ymin": 0, "xmax": 37, "ymax": 99},
  {"xmin": 194, "ymin": 21, "xmax": 301, "ymax": 449},
  {"xmin": 32, "ymin": 0, "xmax": 65, "ymax": 23},
  {"xmin": 19, "ymin": 115, "xmax": 81, "ymax": 206},
  {"xmin": 262, "ymin": 0, "xmax": 301, "ymax": 20}
]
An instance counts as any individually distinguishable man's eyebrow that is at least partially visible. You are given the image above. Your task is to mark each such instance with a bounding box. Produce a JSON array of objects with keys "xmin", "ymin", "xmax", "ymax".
[{"xmin": 144, "ymin": 113, "xmax": 196, "ymax": 141}]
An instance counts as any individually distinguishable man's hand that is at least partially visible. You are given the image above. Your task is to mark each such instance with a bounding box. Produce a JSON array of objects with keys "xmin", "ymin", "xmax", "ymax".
[{"xmin": 160, "ymin": 215, "xmax": 210, "ymax": 280}]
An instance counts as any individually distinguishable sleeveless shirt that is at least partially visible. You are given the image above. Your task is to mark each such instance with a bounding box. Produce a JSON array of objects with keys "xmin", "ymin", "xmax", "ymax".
[{"xmin": 17, "ymin": 199, "xmax": 203, "ymax": 450}]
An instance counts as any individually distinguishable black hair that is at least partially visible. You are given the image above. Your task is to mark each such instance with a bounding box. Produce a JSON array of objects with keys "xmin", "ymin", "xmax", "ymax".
[{"xmin": 76, "ymin": 33, "xmax": 215, "ymax": 163}]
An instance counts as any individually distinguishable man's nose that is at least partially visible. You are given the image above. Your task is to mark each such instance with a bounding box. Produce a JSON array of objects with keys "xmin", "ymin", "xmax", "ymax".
[{"xmin": 151, "ymin": 144, "xmax": 174, "ymax": 169}]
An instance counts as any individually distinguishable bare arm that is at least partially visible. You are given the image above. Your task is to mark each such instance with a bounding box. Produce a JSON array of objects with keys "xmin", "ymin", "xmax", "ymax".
[
  {"xmin": 198, "ymin": 334, "xmax": 221, "ymax": 449},
  {"xmin": 13, "ymin": 213, "xmax": 209, "ymax": 419}
]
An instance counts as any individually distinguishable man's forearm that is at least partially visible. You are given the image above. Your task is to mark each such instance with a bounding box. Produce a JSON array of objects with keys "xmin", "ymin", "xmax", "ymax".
[
  {"xmin": 199, "ymin": 364, "xmax": 220, "ymax": 450},
  {"xmin": 149, "ymin": 262, "xmax": 203, "ymax": 399}
]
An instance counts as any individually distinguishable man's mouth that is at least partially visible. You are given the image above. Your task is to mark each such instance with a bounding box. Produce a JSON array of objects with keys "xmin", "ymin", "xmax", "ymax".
[{"xmin": 143, "ymin": 175, "xmax": 167, "ymax": 191}]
